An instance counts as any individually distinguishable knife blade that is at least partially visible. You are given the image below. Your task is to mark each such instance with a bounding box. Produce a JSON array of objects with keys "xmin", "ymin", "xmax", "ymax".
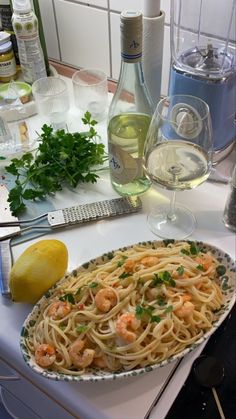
[{"xmin": 0, "ymin": 184, "xmax": 20, "ymax": 296}]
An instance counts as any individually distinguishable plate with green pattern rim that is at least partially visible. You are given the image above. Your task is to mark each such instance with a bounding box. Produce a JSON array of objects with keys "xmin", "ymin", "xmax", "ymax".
[{"xmin": 20, "ymin": 240, "xmax": 236, "ymax": 382}]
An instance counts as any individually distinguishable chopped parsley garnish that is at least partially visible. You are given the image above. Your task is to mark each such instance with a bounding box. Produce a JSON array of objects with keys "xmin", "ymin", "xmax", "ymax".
[
  {"xmin": 119, "ymin": 271, "xmax": 132, "ymax": 279},
  {"xmin": 181, "ymin": 248, "xmax": 190, "ymax": 256},
  {"xmin": 156, "ymin": 296, "xmax": 166, "ymax": 306},
  {"xmin": 177, "ymin": 265, "xmax": 185, "ymax": 276},
  {"xmin": 135, "ymin": 303, "xmax": 172, "ymax": 323},
  {"xmin": 196, "ymin": 264, "xmax": 204, "ymax": 270},
  {"xmin": 190, "ymin": 242, "xmax": 200, "ymax": 255},
  {"xmin": 216, "ymin": 265, "xmax": 226, "ymax": 276},
  {"xmin": 164, "ymin": 305, "xmax": 173, "ymax": 314},
  {"xmin": 117, "ymin": 256, "xmax": 128, "ymax": 267},
  {"xmin": 59, "ymin": 293, "xmax": 75, "ymax": 304},
  {"xmin": 135, "ymin": 304, "xmax": 145, "ymax": 318},
  {"xmin": 151, "ymin": 271, "xmax": 176, "ymax": 287},
  {"xmin": 75, "ymin": 287, "xmax": 82, "ymax": 295},
  {"xmin": 59, "ymin": 324, "xmax": 66, "ymax": 330},
  {"xmin": 76, "ymin": 282, "xmax": 98, "ymax": 295},
  {"xmin": 150, "ymin": 315, "xmax": 162, "ymax": 323},
  {"xmin": 89, "ymin": 282, "xmax": 98, "ymax": 288},
  {"xmin": 76, "ymin": 325, "xmax": 88, "ymax": 334},
  {"xmin": 135, "ymin": 304, "xmax": 161, "ymax": 323},
  {"xmin": 136, "ymin": 304, "xmax": 154, "ymax": 318}
]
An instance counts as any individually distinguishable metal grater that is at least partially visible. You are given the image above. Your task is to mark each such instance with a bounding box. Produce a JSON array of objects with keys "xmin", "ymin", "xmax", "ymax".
[
  {"xmin": 0, "ymin": 196, "xmax": 143, "ymax": 242},
  {"xmin": 48, "ymin": 196, "xmax": 142, "ymax": 227},
  {"xmin": 0, "ymin": 191, "xmax": 142, "ymax": 295}
]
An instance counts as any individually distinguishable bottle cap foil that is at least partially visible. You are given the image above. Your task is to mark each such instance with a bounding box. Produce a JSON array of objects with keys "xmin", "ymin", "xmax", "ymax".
[{"xmin": 120, "ymin": 10, "xmax": 143, "ymax": 63}]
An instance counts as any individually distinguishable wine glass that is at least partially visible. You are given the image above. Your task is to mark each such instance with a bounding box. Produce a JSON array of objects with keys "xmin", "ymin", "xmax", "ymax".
[{"xmin": 144, "ymin": 95, "xmax": 213, "ymax": 239}]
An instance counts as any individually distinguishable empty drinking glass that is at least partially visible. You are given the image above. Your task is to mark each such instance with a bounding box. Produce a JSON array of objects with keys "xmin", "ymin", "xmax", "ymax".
[
  {"xmin": 32, "ymin": 77, "xmax": 70, "ymax": 130},
  {"xmin": 72, "ymin": 68, "xmax": 108, "ymax": 121}
]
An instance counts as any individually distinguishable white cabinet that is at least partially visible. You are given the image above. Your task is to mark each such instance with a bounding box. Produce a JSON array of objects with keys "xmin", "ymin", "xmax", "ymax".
[
  {"xmin": 0, "ymin": 358, "xmax": 75, "ymax": 419},
  {"xmin": 54, "ymin": 0, "xmax": 110, "ymax": 76},
  {"xmin": 1, "ymin": 387, "xmax": 40, "ymax": 419},
  {"xmin": 39, "ymin": 0, "xmax": 60, "ymax": 61}
]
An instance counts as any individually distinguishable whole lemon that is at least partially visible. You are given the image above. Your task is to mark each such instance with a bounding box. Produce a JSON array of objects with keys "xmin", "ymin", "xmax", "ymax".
[{"xmin": 10, "ymin": 239, "xmax": 68, "ymax": 304}]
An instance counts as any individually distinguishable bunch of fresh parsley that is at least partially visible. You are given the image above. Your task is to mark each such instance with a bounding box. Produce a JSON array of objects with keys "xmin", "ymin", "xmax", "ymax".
[{"xmin": 6, "ymin": 112, "xmax": 107, "ymax": 215}]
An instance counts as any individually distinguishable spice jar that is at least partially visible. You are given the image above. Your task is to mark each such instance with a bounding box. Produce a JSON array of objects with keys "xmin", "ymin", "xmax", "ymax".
[
  {"xmin": 223, "ymin": 165, "xmax": 236, "ymax": 232},
  {"xmin": 0, "ymin": 34, "xmax": 17, "ymax": 82}
]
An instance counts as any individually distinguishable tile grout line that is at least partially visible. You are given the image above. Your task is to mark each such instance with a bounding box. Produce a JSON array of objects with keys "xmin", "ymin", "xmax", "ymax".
[{"xmin": 52, "ymin": 0, "xmax": 62, "ymax": 62}]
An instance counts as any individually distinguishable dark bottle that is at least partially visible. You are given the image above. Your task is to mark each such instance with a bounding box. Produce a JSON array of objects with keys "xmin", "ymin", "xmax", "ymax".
[
  {"xmin": 223, "ymin": 165, "xmax": 236, "ymax": 232},
  {"xmin": 0, "ymin": 0, "xmax": 20, "ymax": 66}
]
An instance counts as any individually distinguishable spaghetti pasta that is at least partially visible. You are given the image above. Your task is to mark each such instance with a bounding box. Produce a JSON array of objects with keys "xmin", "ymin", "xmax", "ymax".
[{"xmin": 26, "ymin": 241, "xmax": 226, "ymax": 375}]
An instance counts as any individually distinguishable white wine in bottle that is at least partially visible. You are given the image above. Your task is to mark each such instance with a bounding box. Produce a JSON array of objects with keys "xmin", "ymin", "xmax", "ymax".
[{"xmin": 108, "ymin": 10, "xmax": 154, "ymax": 196}]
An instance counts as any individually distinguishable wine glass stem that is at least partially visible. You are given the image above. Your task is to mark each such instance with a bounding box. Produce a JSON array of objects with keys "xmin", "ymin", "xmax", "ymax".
[{"xmin": 167, "ymin": 191, "xmax": 177, "ymax": 221}]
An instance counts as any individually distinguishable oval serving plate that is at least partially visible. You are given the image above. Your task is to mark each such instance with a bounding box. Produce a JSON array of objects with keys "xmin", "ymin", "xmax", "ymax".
[{"xmin": 20, "ymin": 240, "xmax": 236, "ymax": 382}]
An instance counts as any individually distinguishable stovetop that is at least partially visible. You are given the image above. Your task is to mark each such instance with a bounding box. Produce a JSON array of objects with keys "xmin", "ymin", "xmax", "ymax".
[{"xmin": 165, "ymin": 302, "xmax": 236, "ymax": 419}]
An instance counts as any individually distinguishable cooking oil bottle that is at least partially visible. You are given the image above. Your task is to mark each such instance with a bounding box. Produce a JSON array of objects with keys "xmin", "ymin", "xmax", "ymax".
[{"xmin": 11, "ymin": 0, "xmax": 46, "ymax": 84}]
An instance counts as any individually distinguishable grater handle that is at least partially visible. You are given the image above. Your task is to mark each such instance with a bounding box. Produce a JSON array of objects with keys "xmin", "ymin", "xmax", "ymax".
[
  {"xmin": 47, "ymin": 197, "xmax": 142, "ymax": 228},
  {"xmin": 0, "ymin": 239, "xmax": 12, "ymax": 297}
]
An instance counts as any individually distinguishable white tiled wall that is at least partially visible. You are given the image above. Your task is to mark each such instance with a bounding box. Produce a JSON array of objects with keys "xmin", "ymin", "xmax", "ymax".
[
  {"xmin": 41, "ymin": 0, "xmax": 236, "ymax": 96},
  {"xmin": 54, "ymin": 0, "xmax": 110, "ymax": 74}
]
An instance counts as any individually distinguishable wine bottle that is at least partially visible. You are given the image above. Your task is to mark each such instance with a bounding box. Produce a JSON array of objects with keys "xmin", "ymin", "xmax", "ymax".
[{"xmin": 108, "ymin": 10, "xmax": 154, "ymax": 196}]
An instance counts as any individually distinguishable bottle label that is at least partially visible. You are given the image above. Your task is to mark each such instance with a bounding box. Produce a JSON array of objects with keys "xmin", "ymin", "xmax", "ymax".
[
  {"xmin": 12, "ymin": 13, "xmax": 39, "ymax": 38},
  {"xmin": 0, "ymin": 5, "xmax": 13, "ymax": 31},
  {"xmin": 12, "ymin": 12, "xmax": 46, "ymax": 83},
  {"xmin": 0, "ymin": 56, "xmax": 16, "ymax": 78},
  {"xmin": 109, "ymin": 143, "xmax": 143, "ymax": 184}
]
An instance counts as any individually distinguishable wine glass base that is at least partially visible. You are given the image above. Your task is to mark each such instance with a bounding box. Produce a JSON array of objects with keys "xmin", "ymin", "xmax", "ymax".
[{"xmin": 147, "ymin": 204, "xmax": 196, "ymax": 240}]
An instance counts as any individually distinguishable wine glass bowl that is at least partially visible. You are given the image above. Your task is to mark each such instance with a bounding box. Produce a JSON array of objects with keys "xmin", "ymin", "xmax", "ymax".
[{"xmin": 144, "ymin": 95, "xmax": 213, "ymax": 239}]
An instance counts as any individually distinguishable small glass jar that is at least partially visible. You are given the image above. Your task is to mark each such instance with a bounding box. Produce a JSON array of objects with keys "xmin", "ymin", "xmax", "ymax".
[
  {"xmin": 223, "ymin": 165, "xmax": 236, "ymax": 232},
  {"xmin": 0, "ymin": 39, "xmax": 17, "ymax": 82}
]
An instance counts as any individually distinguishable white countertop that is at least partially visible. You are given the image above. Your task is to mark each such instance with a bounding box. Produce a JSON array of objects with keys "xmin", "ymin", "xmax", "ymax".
[{"xmin": 0, "ymin": 77, "xmax": 235, "ymax": 419}]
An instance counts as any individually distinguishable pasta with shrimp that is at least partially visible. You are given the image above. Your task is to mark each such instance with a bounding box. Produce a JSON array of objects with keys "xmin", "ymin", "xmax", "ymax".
[{"xmin": 26, "ymin": 241, "xmax": 227, "ymax": 374}]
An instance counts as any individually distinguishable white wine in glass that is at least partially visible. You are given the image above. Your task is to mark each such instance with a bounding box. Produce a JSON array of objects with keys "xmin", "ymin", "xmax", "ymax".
[{"xmin": 144, "ymin": 95, "xmax": 213, "ymax": 239}]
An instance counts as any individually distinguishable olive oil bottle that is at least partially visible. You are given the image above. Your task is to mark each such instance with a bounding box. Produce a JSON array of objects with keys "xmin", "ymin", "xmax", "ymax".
[{"xmin": 11, "ymin": 0, "xmax": 47, "ymax": 84}]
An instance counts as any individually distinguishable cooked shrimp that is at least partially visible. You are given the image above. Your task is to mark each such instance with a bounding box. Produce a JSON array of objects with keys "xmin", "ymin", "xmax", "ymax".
[
  {"xmin": 95, "ymin": 288, "xmax": 117, "ymax": 312},
  {"xmin": 48, "ymin": 301, "xmax": 71, "ymax": 319},
  {"xmin": 68, "ymin": 339, "xmax": 95, "ymax": 368},
  {"xmin": 93, "ymin": 355, "xmax": 107, "ymax": 368},
  {"xmin": 175, "ymin": 301, "xmax": 194, "ymax": 318},
  {"xmin": 116, "ymin": 313, "xmax": 141, "ymax": 343},
  {"xmin": 123, "ymin": 259, "xmax": 136, "ymax": 272},
  {"xmin": 195, "ymin": 253, "xmax": 213, "ymax": 271},
  {"xmin": 182, "ymin": 294, "xmax": 192, "ymax": 302},
  {"xmin": 140, "ymin": 256, "xmax": 159, "ymax": 267},
  {"xmin": 35, "ymin": 344, "xmax": 56, "ymax": 368}
]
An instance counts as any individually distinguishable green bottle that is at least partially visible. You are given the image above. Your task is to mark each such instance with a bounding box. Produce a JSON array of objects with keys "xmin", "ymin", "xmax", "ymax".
[{"xmin": 30, "ymin": 0, "xmax": 50, "ymax": 75}]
